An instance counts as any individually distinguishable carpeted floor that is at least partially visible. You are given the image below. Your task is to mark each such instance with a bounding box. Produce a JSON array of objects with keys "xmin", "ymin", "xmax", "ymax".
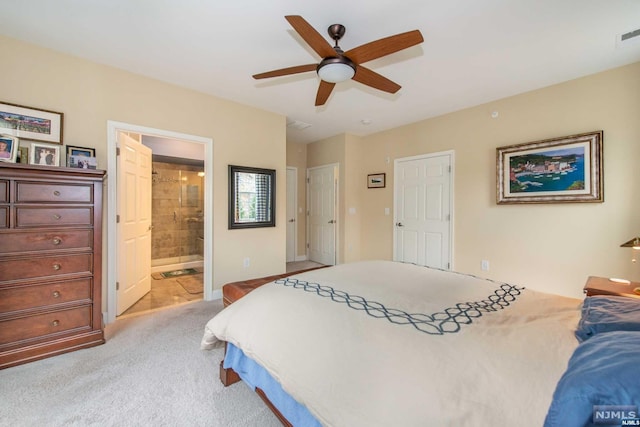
[{"xmin": 0, "ymin": 300, "xmax": 280, "ymax": 427}]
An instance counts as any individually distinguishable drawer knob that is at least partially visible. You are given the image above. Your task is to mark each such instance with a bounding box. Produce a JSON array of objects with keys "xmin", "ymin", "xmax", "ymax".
[
  {"xmin": 53, "ymin": 214, "xmax": 62, "ymax": 220},
  {"xmin": 51, "ymin": 320, "xmax": 60, "ymax": 327},
  {"xmin": 52, "ymin": 291, "xmax": 61, "ymax": 298},
  {"xmin": 52, "ymin": 237, "xmax": 62, "ymax": 245},
  {"xmin": 52, "ymin": 263, "xmax": 61, "ymax": 271},
  {"xmin": 53, "ymin": 190, "xmax": 61, "ymax": 196}
]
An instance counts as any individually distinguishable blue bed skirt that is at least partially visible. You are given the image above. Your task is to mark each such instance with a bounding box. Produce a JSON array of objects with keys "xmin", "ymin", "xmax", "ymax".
[{"xmin": 224, "ymin": 343, "xmax": 322, "ymax": 427}]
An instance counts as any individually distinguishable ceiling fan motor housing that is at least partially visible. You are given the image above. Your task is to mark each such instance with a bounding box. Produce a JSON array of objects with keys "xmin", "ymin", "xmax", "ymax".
[{"xmin": 328, "ymin": 24, "xmax": 346, "ymax": 43}]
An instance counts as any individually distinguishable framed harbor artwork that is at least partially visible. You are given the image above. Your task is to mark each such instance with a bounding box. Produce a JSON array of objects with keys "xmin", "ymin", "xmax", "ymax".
[{"xmin": 496, "ymin": 131, "xmax": 603, "ymax": 204}]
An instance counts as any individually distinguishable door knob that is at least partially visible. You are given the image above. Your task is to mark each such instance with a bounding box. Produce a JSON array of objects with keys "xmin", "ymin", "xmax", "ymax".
[
  {"xmin": 396, "ymin": 222, "xmax": 404, "ymax": 227},
  {"xmin": 328, "ymin": 220, "xmax": 336, "ymax": 224},
  {"xmin": 288, "ymin": 219, "xmax": 295, "ymax": 223}
]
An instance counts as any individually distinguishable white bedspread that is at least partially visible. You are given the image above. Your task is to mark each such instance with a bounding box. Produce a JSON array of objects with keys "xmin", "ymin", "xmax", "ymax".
[{"xmin": 202, "ymin": 261, "xmax": 581, "ymax": 427}]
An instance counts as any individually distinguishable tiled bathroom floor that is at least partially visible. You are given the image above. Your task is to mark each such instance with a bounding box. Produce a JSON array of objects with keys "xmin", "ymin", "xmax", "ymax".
[{"xmin": 120, "ymin": 271, "xmax": 203, "ymax": 317}]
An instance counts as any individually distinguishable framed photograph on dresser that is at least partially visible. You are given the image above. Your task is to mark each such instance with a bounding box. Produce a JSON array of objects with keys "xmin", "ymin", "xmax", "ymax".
[
  {"xmin": 66, "ymin": 145, "xmax": 97, "ymax": 169},
  {"xmin": 29, "ymin": 142, "xmax": 60, "ymax": 166},
  {"xmin": 0, "ymin": 135, "xmax": 18, "ymax": 163}
]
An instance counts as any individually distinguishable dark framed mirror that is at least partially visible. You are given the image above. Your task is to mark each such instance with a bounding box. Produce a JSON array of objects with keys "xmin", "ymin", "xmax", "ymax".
[{"xmin": 228, "ymin": 165, "xmax": 276, "ymax": 229}]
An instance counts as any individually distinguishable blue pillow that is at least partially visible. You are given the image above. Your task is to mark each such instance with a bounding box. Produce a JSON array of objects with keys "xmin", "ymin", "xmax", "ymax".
[
  {"xmin": 575, "ymin": 296, "xmax": 640, "ymax": 342},
  {"xmin": 544, "ymin": 331, "xmax": 640, "ymax": 427}
]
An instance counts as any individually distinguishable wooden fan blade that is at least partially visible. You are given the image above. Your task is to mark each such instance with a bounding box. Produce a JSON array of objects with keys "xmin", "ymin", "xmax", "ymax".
[
  {"xmin": 315, "ymin": 81, "xmax": 336, "ymax": 106},
  {"xmin": 285, "ymin": 15, "xmax": 336, "ymax": 59},
  {"xmin": 352, "ymin": 66, "xmax": 401, "ymax": 94},
  {"xmin": 345, "ymin": 30, "xmax": 423, "ymax": 65},
  {"xmin": 253, "ymin": 64, "xmax": 317, "ymax": 79}
]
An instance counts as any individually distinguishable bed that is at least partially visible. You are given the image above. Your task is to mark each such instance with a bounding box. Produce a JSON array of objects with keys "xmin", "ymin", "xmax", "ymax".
[{"xmin": 201, "ymin": 260, "xmax": 640, "ymax": 426}]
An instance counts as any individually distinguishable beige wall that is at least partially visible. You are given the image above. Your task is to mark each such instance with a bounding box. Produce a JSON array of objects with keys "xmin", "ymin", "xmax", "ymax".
[
  {"xmin": 286, "ymin": 141, "xmax": 308, "ymax": 259},
  {"xmin": 347, "ymin": 61, "xmax": 640, "ymax": 298},
  {"xmin": 0, "ymin": 36, "xmax": 287, "ymax": 307}
]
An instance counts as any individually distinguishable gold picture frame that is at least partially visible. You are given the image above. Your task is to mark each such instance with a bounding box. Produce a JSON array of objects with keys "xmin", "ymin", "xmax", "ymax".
[{"xmin": 497, "ymin": 131, "xmax": 603, "ymax": 204}]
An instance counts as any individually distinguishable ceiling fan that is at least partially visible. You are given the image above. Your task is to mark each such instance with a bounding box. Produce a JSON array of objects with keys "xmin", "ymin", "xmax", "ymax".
[{"xmin": 253, "ymin": 15, "xmax": 424, "ymax": 106}]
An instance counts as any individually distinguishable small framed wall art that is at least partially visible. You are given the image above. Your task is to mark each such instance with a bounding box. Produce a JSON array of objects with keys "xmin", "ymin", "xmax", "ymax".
[{"xmin": 367, "ymin": 173, "xmax": 386, "ymax": 188}]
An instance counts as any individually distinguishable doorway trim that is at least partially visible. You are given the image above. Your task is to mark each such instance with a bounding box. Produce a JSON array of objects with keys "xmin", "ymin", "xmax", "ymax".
[
  {"xmin": 393, "ymin": 150, "xmax": 455, "ymax": 269},
  {"xmin": 105, "ymin": 121, "xmax": 214, "ymax": 324},
  {"xmin": 286, "ymin": 166, "xmax": 298, "ymax": 263}
]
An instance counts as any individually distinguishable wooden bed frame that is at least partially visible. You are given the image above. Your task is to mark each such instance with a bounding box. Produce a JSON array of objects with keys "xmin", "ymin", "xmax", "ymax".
[{"xmin": 218, "ymin": 266, "xmax": 328, "ymax": 426}]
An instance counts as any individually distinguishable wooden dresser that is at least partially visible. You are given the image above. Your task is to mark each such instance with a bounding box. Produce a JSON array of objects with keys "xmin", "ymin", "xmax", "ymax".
[{"xmin": 0, "ymin": 163, "xmax": 105, "ymax": 369}]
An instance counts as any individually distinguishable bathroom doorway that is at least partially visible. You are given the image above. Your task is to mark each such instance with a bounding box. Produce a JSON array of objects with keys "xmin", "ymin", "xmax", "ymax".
[
  {"xmin": 120, "ymin": 141, "xmax": 206, "ymax": 317},
  {"xmin": 121, "ymin": 154, "xmax": 205, "ymax": 316},
  {"xmin": 105, "ymin": 121, "xmax": 213, "ymax": 324}
]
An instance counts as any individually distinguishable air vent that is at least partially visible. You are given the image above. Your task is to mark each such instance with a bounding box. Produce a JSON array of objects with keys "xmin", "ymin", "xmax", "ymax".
[
  {"xmin": 617, "ymin": 28, "xmax": 640, "ymax": 48},
  {"xmin": 621, "ymin": 28, "xmax": 640, "ymax": 42},
  {"xmin": 286, "ymin": 119, "xmax": 312, "ymax": 131}
]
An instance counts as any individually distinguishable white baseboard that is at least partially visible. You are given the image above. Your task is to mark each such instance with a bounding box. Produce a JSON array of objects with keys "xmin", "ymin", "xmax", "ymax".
[
  {"xmin": 294, "ymin": 255, "xmax": 308, "ymax": 262},
  {"xmin": 211, "ymin": 289, "xmax": 222, "ymax": 300}
]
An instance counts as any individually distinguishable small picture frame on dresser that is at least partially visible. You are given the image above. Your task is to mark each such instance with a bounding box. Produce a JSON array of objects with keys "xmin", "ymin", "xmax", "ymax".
[
  {"xmin": 0, "ymin": 135, "xmax": 18, "ymax": 163},
  {"xmin": 29, "ymin": 142, "xmax": 60, "ymax": 166},
  {"xmin": 18, "ymin": 146, "xmax": 28, "ymax": 164},
  {"xmin": 66, "ymin": 145, "xmax": 96, "ymax": 169}
]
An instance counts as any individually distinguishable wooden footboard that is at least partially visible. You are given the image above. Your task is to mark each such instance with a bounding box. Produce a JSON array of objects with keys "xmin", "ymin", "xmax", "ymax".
[{"xmin": 218, "ymin": 265, "xmax": 327, "ymax": 425}]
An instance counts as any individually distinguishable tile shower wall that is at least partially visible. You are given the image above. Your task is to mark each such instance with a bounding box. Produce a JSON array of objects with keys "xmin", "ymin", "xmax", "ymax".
[{"xmin": 151, "ymin": 162, "xmax": 204, "ymax": 264}]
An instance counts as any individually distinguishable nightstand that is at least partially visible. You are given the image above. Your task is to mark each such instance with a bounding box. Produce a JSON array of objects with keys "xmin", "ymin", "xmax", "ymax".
[{"xmin": 583, "ymin": 276, "xmax": 640, "ymax": 299}]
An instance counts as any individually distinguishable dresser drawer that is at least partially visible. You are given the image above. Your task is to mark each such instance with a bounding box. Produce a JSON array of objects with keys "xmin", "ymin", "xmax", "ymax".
[
  {"xmin": 0, "ymin": 230, "xmax": 92, "ymax": 254},
  {"xmin": 0, "ymin": 206, "xmax": 7, "ymax": 229},
  {"xmin": 0, "ymin": 253, "xmax": 92, "ymax": 282},
  {"xmin": 0, "ymin": 306, "xmax": 92, "ymax": 346},
  {"xmin": 0, "ymin": 180, "xmax": 7, "ymax": 202},
  {"xmin": 16, "ymin": 182, "xmax": 93, "ymax": 203},
  {"xmin": 16, "ymin": 207, "xmax": 92, "ymax": 228},
  {"xmin": 0, "ymin": 279, "xmax": 92, "ymax": 314}
]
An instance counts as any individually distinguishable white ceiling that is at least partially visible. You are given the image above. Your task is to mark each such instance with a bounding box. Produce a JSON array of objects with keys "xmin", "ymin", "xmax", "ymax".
[{"xmin": 1, "ymin": 0, "xmax": 639, "ymax": 144}]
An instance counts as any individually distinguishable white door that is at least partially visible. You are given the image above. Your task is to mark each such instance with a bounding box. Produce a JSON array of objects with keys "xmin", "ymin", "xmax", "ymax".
[
  {"xmin": 394, "ymin": 153, "xmax": 452, "ymax": 269},
  {"xmin": 286, "ymin": 167, "xmax": 297, "ymax": 262},
  {"xmin": 307, "ymin": 165, "xmax": 337, "ymax": 265},
  {"xmin": 117, "ymin": 132, "xmax": 153, "ymax": 315}
]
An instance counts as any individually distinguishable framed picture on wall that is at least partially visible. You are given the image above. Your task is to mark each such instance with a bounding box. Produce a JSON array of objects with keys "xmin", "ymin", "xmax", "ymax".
[
  {"xmin": 496, "ymin": 130, "xmax": 603, "ymax": 204},
  {"xmin": 0, "ymin": 101, "xmax": 63, "ymax": 144},
  {"xmin": 367, "ymin": 173, "xmax": 386, "ymax": 188},
  {"xmin": 29, "ymin": 142, "xmax": 61, "ymax": 166},
  {"xmin": 0, "ymin": 135, "xmax": 18, "ymax": 163}
]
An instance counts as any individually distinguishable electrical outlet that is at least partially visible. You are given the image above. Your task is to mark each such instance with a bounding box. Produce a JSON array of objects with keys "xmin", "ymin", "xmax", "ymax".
[
  {"xmin": 243, "ymin": 257, "xmax": 250, "ymax": 268},
  {"xmin": 481, "ymin": 260, "xmax": 489, "ymax": 271}
]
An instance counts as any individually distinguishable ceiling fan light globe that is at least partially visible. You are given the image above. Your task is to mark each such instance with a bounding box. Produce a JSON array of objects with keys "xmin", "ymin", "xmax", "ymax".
[{"xmin": 317, "ymin": 62, "xmax": 355, "ymax": 83}]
